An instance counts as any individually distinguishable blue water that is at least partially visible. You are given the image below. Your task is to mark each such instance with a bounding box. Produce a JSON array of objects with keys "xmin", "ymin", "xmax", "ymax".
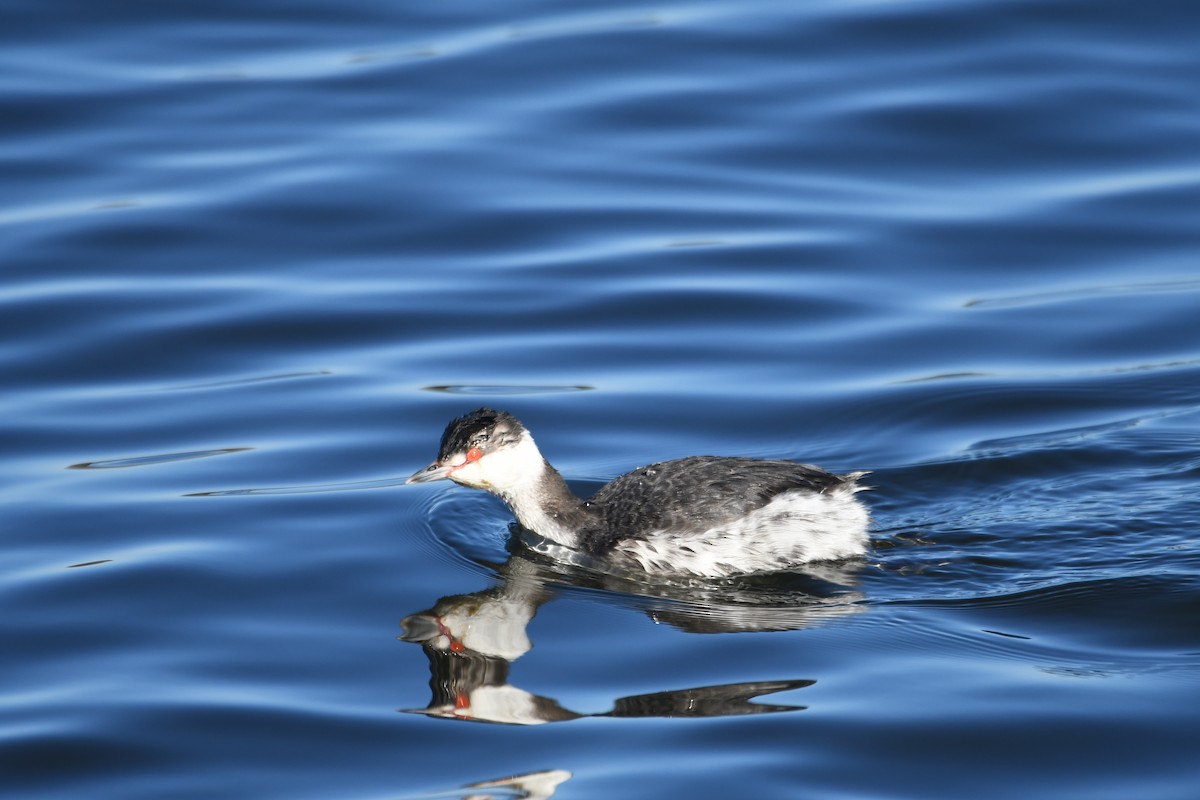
[{"xmin": 4, "ymin": 0, "xmax": 1199, "ymax": 797}]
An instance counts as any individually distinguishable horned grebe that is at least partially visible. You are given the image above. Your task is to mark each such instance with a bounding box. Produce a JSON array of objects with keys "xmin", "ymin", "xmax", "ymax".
[{"xmin": 406, "ymin": 408, "xmax": 870, "ymax": 577}]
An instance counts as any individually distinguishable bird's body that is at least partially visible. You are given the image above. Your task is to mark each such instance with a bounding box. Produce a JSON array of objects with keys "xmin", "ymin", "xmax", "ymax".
[{"xmin": 407, "ymin": 408, "xmax": 869, "ymax": 577}]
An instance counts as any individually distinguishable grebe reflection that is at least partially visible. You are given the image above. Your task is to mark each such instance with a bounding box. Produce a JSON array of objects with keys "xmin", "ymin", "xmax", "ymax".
[{"xmin": 399, "ymin": 546, "xmax": 864, "ymax": 725}]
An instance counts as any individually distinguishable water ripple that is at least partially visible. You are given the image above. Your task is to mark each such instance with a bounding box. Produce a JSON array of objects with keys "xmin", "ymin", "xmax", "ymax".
[
  {"xmin": 185, "ymin": 475, "xmax": 408, "ymax": 497},
  {"xmin": 69, "ymin": 448, "xmax": 250, "ymax": 470},
  {"xmin": 965, "ymin": 278, "xmax": 1200, "ymax": 309},
  {"xmin": 422, "ymin": 384, "xmax": 593, "ymax": 395},
  {"xmin": 154, "ymin": 370, "xmax": 333, "ymax": 392}
]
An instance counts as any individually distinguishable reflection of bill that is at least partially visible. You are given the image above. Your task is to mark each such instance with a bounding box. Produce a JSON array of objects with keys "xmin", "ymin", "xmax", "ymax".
[{"xmin": 399, "ymin": 552, "xmax": 863, "ymax": 725}]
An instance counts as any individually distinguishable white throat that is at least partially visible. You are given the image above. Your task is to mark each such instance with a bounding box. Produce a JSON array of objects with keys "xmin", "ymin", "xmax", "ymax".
[
  {"xmin": 458, "ymin": 432, "xmax": 582, "ymax": 548},
  {"xmin": 474, "ymin": 432, "xmax": 548, "ymax": 494}
]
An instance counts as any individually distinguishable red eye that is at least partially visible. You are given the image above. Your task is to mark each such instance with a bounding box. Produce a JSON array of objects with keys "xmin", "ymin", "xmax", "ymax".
[{"xmin": 466, "ymin": 448, "xmax": 482, "ymax": 462}]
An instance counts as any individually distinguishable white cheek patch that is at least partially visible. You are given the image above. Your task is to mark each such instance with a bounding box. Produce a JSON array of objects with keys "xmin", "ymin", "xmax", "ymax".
[{"xmin": 454, "ymin": 433, "xmax": 545, "ymax": 493}]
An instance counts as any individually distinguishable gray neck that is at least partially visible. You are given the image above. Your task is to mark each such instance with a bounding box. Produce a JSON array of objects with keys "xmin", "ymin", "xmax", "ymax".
[{"xmin": 498, "ymin": 461, "xmax": 596, "ymax": 549}]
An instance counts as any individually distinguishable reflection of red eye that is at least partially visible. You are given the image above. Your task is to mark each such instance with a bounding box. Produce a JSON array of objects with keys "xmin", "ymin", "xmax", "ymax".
[{"xmin": 466, "ymin": 448, "xmax": 482, "ymax": 462}]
